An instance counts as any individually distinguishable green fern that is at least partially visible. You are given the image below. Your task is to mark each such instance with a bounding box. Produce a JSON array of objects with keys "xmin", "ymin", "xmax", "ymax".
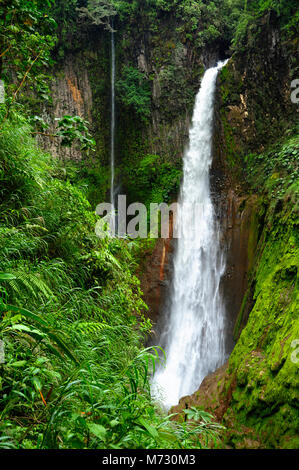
[
  {"xmin": 4, "ymin": 271, "xmax": 54, "ymax": 303},
  {"xmin": 72, "ymin": 321, "xmax": 112, "ymax": 335}
]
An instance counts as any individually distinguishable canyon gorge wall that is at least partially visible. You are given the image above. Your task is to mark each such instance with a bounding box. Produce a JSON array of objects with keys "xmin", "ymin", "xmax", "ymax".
[{"xmin": 38, "ymin": 9, "xmax": 298, "ymax": 448}]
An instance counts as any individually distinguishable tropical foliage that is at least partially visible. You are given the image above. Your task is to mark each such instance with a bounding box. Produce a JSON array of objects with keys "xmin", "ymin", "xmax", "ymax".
[{"xmin": 0, "ymin": 110, "xmax": 225, "ymax": 448}]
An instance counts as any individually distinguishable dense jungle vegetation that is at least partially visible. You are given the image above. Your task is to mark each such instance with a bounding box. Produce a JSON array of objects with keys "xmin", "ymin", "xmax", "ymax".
[{"xmin": 0, "ymin": 0, "xmax": 298, "ymax": 450}]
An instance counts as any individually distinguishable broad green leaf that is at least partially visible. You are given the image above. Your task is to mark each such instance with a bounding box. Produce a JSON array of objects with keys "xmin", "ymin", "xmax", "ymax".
[
  {"xmin": 4, "ymin": 305, "xmax": 49, "ymax": 327},
  {"xmin": 136, "ymin": 417, "xmax": 159, "ymax": 439},
  {"xmin": 0, "ymin": 273, "xmax": 16, "ymax": 281},
  {"xmin": 11, "ymin": 324, "xmax": 45, "ymax": 336},
  {"xmin": 10, "ymin": 360, "xmax": 27, "ymax": 368},
  {"xmin": 5, "ymin": 305, "xmax": 78, "ymax": 363},
  {"xmin": 88, "ymin": 423, "xmax": 107, "ymax": 441},
  {"xmin": 32, "ymin": 377, "xmax": 42, "ymax": 391}
]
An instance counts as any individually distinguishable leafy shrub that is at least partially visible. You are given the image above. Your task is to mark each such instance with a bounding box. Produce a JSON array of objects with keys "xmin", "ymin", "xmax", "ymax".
[
  {"xmin": 116, "ymin": 66, "xmax": 151, "ymax": 121},
  {"xmin": 245, "ymin": 135, "xmax": 299, "ymax": 200},
  {"xmin": 123, "ymin": 154, "xmax": 182, "ymax": 206}
]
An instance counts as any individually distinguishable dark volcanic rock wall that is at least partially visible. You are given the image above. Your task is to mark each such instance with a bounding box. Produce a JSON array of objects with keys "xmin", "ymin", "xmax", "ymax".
[{"xmin": 38, "ymin": 55, "xmax": 93, "ymax": 160}]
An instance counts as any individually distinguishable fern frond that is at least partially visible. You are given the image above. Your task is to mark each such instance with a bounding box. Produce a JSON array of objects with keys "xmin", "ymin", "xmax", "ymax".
[
  {"xmin": 72, "ymin": 321, "xmax": 112, "ymax": 335},
  {"xmin": 5, "ymin": 271, "xmax": 54, "ymax": 303}
]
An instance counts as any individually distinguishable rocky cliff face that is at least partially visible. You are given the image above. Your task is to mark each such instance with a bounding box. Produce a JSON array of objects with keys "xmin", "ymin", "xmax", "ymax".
[
  {"xmin": 38, "ymin": 54, "xmax": 93, "ymax": 160},
  {"xmin": 36, "ymin": 28, "xmax": 112, "ymax": 166}
]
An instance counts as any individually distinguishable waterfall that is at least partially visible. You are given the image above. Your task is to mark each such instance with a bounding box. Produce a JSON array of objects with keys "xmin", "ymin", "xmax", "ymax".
[
  {"xmin": 152, "ymin": 60, "xmax": 229, "ymax": 410},
  {"xmin": 110, "ymin": 26, "xmax": 116, "ymax": 212}
]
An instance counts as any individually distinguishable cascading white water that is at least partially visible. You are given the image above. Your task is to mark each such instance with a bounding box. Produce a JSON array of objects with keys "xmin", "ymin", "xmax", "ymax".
[
  {"xmin": 110, "ymin": 26, "xmax": 116, "ymax": 211},
  {"xmin": 152, "ymin": 60, "xmax": 229, "ymax": 410}
]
